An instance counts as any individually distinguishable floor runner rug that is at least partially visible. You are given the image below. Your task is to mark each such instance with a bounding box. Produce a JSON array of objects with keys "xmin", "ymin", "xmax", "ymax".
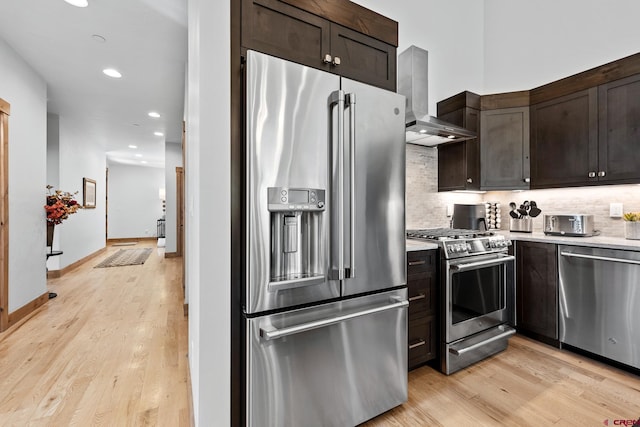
[{"xmin": 95, "ymin": 248, "xmax": 152, "ymax": 268}]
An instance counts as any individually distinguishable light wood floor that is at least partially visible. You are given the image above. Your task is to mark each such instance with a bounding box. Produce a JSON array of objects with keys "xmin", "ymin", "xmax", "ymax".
[
  {"xmin": 0, "ymin": 242, "xmax": 190, "ymax": 425},
  {"xmin": 365, "ymin": 335, "xmax": 640, "ymax": 426}
]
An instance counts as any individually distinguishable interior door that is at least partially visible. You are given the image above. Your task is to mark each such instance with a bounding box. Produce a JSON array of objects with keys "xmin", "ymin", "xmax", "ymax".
[{"xmin": 339, "ymin": 78, "xmax": 406, "ymax": 296}]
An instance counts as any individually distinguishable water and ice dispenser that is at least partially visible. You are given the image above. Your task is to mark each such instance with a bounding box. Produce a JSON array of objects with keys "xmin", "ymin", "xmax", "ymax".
[{"xmin": 268, "ymin": 187, "xmax": 326, "ymax": 290}]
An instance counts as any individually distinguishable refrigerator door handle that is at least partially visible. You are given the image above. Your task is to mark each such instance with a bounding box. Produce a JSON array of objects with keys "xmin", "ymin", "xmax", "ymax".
[
  {"xmin": 329, "ymin": 90, "xmax": 345, "ymax": 281},
  {"xmin": 260, "ymin": 297, "xmax": 408, "ymax": 340},
  {"xmin": 346, "ymin": 93, "xmax": 356, "ymax": 279}
]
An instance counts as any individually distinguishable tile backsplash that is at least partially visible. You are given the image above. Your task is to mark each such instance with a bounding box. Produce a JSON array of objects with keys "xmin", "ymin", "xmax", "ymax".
[
  {"xmin": 406, "ymin": 144, "xmax": 482, "ymax": 229},
  {"xmin": 406, "ymin": 144, "xmax": 640, "ymax": 238}
]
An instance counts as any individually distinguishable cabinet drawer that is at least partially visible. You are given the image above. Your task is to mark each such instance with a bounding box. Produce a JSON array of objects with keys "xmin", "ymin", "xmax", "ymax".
[
  {"xmin": 408, "ymin": 273, "xmax": 435, "ymax": 318},
  {"xmin": 407, "ymin": 250, "xmax": 435, "ymax": 273},
  {"xmin": 408, "ymin": 315, "xmax": 436, "ymax": 369}
]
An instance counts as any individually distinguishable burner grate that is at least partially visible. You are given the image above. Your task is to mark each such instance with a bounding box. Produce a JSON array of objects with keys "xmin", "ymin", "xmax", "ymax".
[{"xmin": 407, "ymin": 228, "xmax": 494, "ymax": 240}]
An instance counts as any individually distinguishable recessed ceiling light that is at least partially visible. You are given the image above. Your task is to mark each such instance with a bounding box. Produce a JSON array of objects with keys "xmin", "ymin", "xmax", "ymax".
[
  {"xmin": 141, "ymin": 161, "xmax": 148, "ymax": 164},
  {"xmin": 128, "ymin": 145, "xmax": 137, "ymax": 149},
  {"xmin": 154, "ymin": 132, "xmax": 164, "ymax": 136},
  {"xmin": 103, "ymin": 68, "xmax": 122, "ymax": 78},
  {"xmin": 148, "ymin": 112, "xmax": 160, "ymax": 118},
  {"xmin": 64, "ymin": 0, "xmax": 88, "ymax": 7},
  {"xmin": 135, "ymin": 154, "xmax": 143, "ymax": 158},
  {"xmin": 419, "ymin": 129, "xmax": 427, "ymax": 134},
  {"xmin": 92, "ymin": 34, "xmax": 106, "ymax": 43}
]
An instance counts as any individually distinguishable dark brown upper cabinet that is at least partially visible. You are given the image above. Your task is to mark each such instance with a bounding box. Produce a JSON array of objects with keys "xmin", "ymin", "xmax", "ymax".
[
  {"xmin": 241, "ymin": 0, "xmax": 397, "ymax": 91},
  {"xmin": 436, "ymin": 92, "xmax": 480, "ymax": 191},
  {"xmin": 437, "ymin": 91, "xmax": 530, "ymax": 191},
  {"xmin": 479, "ymin": 92, "xmax": 531, "ymax": 190},
  {"xmin": 597, "ymin": 73, "xmax": 640, "ymax": 184},
  {"xmin": 530, "ymin": 88, "xmax": 598, "ymax": 188},
  {"xmin": 529, "ymin": 52, "xmax": 640, "ymax": 189}
]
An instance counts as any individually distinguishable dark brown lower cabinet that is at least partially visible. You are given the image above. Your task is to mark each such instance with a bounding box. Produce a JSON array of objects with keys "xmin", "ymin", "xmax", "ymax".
[
  {"xmin": 407, "ymin": 249, "xmax": 438, "ymax": 370},
  {"xmin": 515, "ymin": 241, "xmax": 559, "ymax": 347}
]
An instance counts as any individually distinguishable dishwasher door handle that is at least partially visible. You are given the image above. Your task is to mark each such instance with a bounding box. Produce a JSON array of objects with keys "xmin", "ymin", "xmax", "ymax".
[
  {"xmin": 560, "ymin": 251, "xmax": 640, "ymax": 266},
  {"xmin": 260, "ymin": 298, "xmax": 409, "ymax": 341}
]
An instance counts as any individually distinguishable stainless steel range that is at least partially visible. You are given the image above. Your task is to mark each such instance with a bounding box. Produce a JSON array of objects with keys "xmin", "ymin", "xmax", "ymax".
[{"xmin": 407, "ymin": 228, "xmax": 516, "ymax": 374}]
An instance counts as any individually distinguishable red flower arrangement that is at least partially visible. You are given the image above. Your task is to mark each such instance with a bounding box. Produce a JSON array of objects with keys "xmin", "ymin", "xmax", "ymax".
[{"xmin": 45, "ymin": 185, "xmax": 80, "ymax": 225}]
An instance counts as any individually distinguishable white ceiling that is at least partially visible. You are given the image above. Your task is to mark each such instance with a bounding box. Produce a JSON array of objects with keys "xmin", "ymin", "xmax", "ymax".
[{"xmin": 0, "ymin": 0, "xmax": 187, "ymax": 168}]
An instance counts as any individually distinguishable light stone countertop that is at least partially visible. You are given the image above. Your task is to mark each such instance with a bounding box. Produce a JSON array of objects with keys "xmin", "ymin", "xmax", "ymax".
[
  {"xmin": 406, "ymin": 239, "xmax": 439, "ymax": 252},
  {"xmin": 497, "ymin": 230, "xmax": 640, "ymax": 251}
]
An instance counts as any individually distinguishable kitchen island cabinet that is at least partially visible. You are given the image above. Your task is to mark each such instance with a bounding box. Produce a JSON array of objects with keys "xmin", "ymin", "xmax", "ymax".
[
  {"xmin": 406, "ymin": 249, "xmax": 438, "ymax": 370},
  {"xmin": 515, "ymin": 240, "xmax": 559, "ymax": 347},
  {"xmin": 241, "ymin": 0, "xmax": 397, "ymax": 91}
]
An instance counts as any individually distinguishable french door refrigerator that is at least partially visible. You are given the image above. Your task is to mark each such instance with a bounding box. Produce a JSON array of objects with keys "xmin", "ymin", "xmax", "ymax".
[{"xmin": 244, "ymin": 50, "xmax": 407, "ymax": 426}]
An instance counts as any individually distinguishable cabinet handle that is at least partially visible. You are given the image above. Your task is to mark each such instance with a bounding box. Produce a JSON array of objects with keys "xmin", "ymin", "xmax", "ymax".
[
  {"xmin": 409, "ymin": 340, "xmax": 426, "ymax": 350},
  {"xmin": 523, "ymin": 177, "xmax": 530, "ymax": 183},
  {"xmin": 408, "ymin": 260, "xmax": 426, "ymax": 266},
  {"xmin": 588, "ymin": 171, "xmax": 596, "ymax": 178},
  {"xmin": 332, "ymin": 56, "xmax": 341, "ymax": 66},
  {"xmin": 323, "ymin": 54, "xmax": 333, "ymax": 64},
  {"xmin": 409, "ymin": 293, "xmax": 426, "ymax": 302},
  {"xmin": 598, "ymin": 171, "xmax": 606, "ymax": 177},
  {"xmin": 466, "ymin": 178, "xmax": 473, "ymax": 183}
]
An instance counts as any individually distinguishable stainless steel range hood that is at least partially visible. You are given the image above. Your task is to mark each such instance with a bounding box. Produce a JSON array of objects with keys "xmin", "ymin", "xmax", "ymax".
[{"xmin": 398, "ymin": 45, "xmax": 476, "ymax": 146}]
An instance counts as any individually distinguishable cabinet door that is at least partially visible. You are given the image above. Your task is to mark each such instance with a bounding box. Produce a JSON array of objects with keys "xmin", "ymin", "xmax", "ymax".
[
  {"xmin": 530, "ymin": 88, "xmax": 598, "ymax": 188},
  {"xmin": 407, "ymin": 250, "xmax": 437, "ymax": 320},
  {"xmin": 480, "ymin": 107, "xmax": 530, "ymax": 190},
  {"xmin": 242, "ymin": 0, "xmax": 332, "ymax": 72},
  {"xmin": 516, "ymin": 241, "xmax": 558, "ymax": 345},
  {"xmin": 598, "ymin": 73, "xmax": 640, "ymax": 184},
  {"xmin": 437, "ymin": 108, "xmax": 480, "ymax": 191},
  {"xmin": 408, "ymin": 316, "xmax": 436, "ymax": 370},
  {"xmin": 330, "ymin": 23, "xmax": 396, "ymax": 91}
]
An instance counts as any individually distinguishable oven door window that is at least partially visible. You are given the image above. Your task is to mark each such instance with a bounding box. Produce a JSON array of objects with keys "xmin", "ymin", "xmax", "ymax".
[{"xmin": 451, "ymin": 264, "xmax": 505, "ymax": 324}]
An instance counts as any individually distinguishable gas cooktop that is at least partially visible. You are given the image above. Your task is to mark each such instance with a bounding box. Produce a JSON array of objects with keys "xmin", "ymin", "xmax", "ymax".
[
  {"xmin": 407, "ymin": 228, "xmax": 510, "ymax": 259},
  {"xmin": 406, "ymin": 228, "xmax": 495, "ymax": 241}
]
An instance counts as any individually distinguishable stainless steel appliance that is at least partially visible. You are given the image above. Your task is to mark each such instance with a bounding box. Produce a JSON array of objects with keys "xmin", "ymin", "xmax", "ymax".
[
  {"xmin": 244, "ymin": 50, "xmax": 407, "ymax": 426},
  {"xmin": 398, "ymin": 45, "xmax": 476, "ymax": 146},
  {"xmin": 451, "ymin": 203, "xmax": 487, "ymax": 231},
  {"xmin": 544, "ymin": 214, "xmax": 597, "ymax": 236},
  {"xmin": 407, "ymin": 229, "xmax": 516, "ymax": 375},
  {"xmin": 559, "ymin": 246, "xmax": 640, "ymax": 370}
]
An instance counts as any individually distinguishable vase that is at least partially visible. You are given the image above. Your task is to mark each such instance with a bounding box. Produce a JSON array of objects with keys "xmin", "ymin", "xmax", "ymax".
[
  {"xmin": 47, "ymin": 223, "xmax": 55, "ymax": 247},
  {"xmin": 624, "ymin": 221, "xmax": 640, "ymax": 240}
]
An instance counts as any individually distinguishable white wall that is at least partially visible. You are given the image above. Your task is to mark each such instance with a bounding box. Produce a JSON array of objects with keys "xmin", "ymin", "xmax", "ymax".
[
  {"xmin": 0, "ymin": 38, "xmax": 48, "ymax": 312},
  {"xmin": 107, "ymin": 163, "xmax": 164, "ymax": 239},
  {"xmin": 355, "ymin": 0, "xmax": 485, "ymax": 113},
  {"xmin": 187, "ymin": 0, "xmax": 231, "ymax": 424},
  {"xmin": 56, "ymin": 117, "xmax": 107, "ymax": 268},
  {"xmin": 164, "ymin": 142, "xmax": 182, "ymax": 253},
  {"xmin": 484, "ymin": 0, "xmax": 640, "ymax": 94}
]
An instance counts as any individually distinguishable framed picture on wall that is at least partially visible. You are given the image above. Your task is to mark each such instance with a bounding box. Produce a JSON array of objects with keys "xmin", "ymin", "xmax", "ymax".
[{"xmin": 83, "ymin": 178, "xmax": 96, "ymax": 208}]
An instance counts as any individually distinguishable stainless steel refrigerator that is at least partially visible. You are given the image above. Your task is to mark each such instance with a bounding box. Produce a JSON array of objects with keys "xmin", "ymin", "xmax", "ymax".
[{"xmin": 244, "ymin": 50, "xmax": 407, "ymax": 426}]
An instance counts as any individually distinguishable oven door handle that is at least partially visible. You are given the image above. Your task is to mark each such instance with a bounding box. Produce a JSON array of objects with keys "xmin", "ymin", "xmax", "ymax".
[
  {"xmin": 449, "ymin": 326, "xmax": 516, "ymax": 356},
  {"xmin": 449, "ymin": 255, "xmax": 515, "ymax": 272}
]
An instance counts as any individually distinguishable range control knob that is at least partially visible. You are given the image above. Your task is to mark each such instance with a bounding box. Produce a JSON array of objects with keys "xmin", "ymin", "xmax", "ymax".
[{"xmin": 317, "ymin": 201, "xmax": 325, "ymax": 209}]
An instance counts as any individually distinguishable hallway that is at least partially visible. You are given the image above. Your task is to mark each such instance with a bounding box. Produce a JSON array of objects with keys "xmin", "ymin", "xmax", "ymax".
[{"xmin": 0, "ymin": 242, "xmax": 190, "ymax": 425}]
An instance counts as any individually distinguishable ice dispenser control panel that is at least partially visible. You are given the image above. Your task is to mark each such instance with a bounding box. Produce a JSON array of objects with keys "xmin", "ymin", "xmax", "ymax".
[{"xmin": 268, "ymin": 187, "xmax": 325, "ymax": 212}]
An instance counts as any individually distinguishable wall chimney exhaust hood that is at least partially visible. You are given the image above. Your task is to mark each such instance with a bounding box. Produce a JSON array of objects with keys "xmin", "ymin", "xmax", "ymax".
[{"xmin": 398, "ymin": 45, "xmax": 476, "ymax": 146}]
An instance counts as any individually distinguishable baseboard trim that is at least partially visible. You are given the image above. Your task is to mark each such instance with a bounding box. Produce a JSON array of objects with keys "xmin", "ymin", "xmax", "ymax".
[
  {"xmin": 6, "ymin": 291, "xmax": 49, "ymax": 329},
  {"xmin": 107, "ymin": 237, "xmax": 157, "ymax": 244},
  {"xmin": 47, "ymin": 246, "xmax": 108, "ymax": 279},
  {"xmin": 165, "ymin": 252, "xmax": 179, "ymax": 258}
]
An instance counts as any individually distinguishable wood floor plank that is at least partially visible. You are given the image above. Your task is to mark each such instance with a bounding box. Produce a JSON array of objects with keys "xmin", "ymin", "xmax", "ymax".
[
  {"xmin": 364, "ymin": 335, "xmax": 640, "ymax": 426},
  {"xmin": 0, "ymin": 243, "xmax": 189, "ymax": 426}
]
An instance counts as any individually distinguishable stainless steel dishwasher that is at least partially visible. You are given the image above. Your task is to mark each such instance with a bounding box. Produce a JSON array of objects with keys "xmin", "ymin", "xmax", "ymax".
[{"xmin": 558, "ymin": 245, "xmax": 640, "ymax": 370}]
